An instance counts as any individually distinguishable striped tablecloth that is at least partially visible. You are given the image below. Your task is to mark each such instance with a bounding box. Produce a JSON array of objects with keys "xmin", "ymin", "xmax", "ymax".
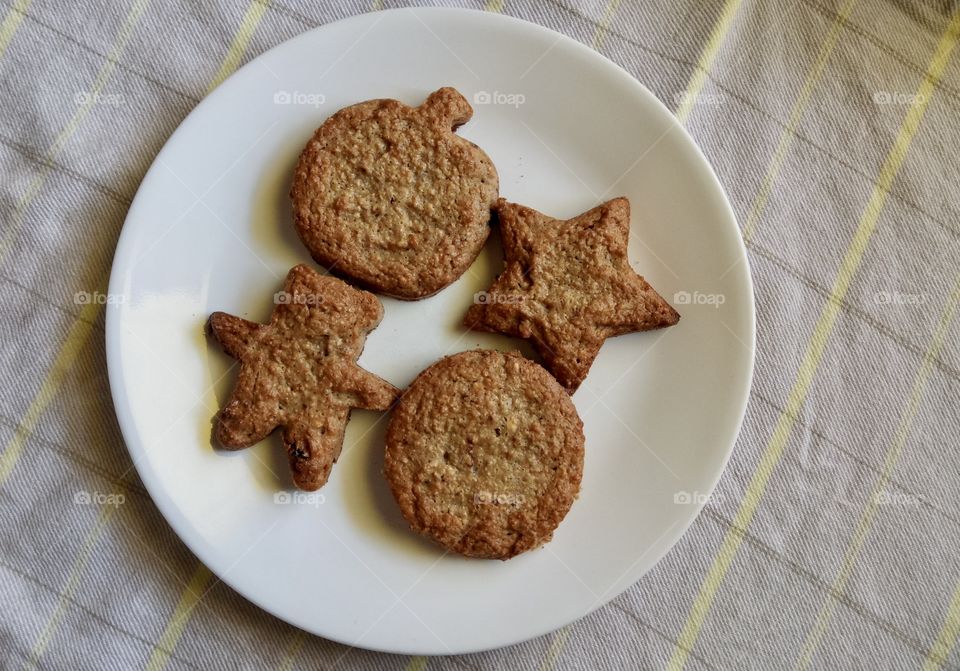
[{"xmin": 2, "ymin": 0, "xmax": 959, "ymax": 669}]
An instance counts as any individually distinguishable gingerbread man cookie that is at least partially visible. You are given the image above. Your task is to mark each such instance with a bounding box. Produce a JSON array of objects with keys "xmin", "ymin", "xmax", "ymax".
[{"xmin": 208, "ymin": 264, "xmax": 399, "ymax": 490}]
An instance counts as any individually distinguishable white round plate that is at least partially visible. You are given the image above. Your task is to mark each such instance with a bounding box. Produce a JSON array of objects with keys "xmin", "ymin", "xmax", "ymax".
[{"xmin": 107, "ymin": 8, "xmax": 754, "ymax": 655}]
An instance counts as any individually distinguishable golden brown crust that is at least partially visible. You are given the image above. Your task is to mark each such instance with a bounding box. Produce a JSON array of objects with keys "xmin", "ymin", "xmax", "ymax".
[
  {"xmin": 384, "ymin": 350, "xmax": 584, "ymax": 560},
  {"xmin": 464, "ymin": 198, "xmax": 680, "ymax": 393},
  {"xmin": 208, "ymin": 265, "xmax": 399, "ymax": 490},
  {"xmin": 290, "ymin": 87, "xmax": 499, "ymax": 300}
]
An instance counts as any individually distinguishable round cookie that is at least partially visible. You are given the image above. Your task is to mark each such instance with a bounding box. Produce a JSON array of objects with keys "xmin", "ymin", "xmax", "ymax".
[
  {"xmin": 290, "ymin": 87, "xmax": 499, "ymax": 300},
  {"xmin": 385, "ymin": 350, "xmax": 584, "ymax": 559}
]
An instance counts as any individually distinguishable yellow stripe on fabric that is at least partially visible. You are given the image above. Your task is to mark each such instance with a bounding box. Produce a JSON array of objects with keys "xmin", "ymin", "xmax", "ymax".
[
  {"xmin": 142, "ymin": 6, "xmax": 269, "ymax": 668},
  {"xmin": 404, "ymin": 656, "xmax": 428, "ymax": 671},
  {"xmin": 0, "ymin": 0, "xmax": 151, "ymax": 268},
  {"xmin": 275, "ymin": 630, "xmax": 307, "ymax": 671},
  {"xmin": 0, "ymin": 0, "xmax": 33, "ymax": 60},
  {"xmin": 206, "ymin": 0, "xmax": 268, "ymax": 94},
  {"xmin": 742, "ymin": 0, "xmax": 856, "ymax": 242},
  {"xmin": 484, "ymin": 0, "xmax": 505, "ymax": 12},
  {"xmin": 591, "ymin": 0, "xmax": 621, "ymax": 50},
  {"xmin": 23, "ymin": 505, "xmax": 117, "ymax": 670},
  {"xmin": 539, "ymin": 625, "xmax": 572, "ymax": 671},
  {"xmin": 143, "ymin": 565, "xmax": 215, "ymax": 671},
  {"xmin": 665, "ymin": 11, "xmax": 960, "ymax": 670},
  {"xmin": 0, "ymin": 302, "xmax": 100, "ymax": 485},
  {"xmin": 674, "ymin": 0, "xmax": 742, "ymax": 124},
  {"xmin": 5, "ymin": 5, "xmax": 152, "ymax": 666},
  {"xmin": 924, "ymin": 584, "xmax": 960, "ymax": 671},
  {"xmin": 793, "ymin": 274, "xmax": 960, "ymax": 671}
]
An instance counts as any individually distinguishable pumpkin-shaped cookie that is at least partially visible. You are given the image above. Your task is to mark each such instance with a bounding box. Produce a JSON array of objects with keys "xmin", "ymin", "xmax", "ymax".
[{"xmin": 290, "ymin": 87, "xmax": 499, "ymax": 300}]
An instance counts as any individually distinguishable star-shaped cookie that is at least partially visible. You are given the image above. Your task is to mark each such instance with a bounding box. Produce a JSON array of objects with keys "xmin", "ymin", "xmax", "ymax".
[
  {"xmin": 464, "ymin": 198, "xmax": 679, "ymax": 393},
  {"xmin": 208, "ymin": 264, "xmax": 399, "ymax": 491}
]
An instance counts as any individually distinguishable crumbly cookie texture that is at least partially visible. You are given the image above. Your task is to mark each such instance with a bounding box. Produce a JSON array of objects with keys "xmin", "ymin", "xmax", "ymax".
[
  {"xmin": 291, "ymin": 87, "xmax": 499, "ymax": 300},
  {"xmin": 207, "ymin": 264, "xmax": 399, "ymax": 491},
  {"xmin": 465, "ymin": 198, "xmax": 680, "ymax": 393},
  {"xmin": 384, "ymin": 350, "xmax": 584, "ymax": 560}
]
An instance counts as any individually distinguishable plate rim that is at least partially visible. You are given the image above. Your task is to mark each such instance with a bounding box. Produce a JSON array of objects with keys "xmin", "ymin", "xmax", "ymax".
[{"xmin": 106, "ymin": 6, "xmax": 756, "ymax": 655}]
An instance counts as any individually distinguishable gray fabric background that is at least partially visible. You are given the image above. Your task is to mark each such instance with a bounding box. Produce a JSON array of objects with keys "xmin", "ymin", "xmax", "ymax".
[{"xmin": 1, "ymin": 0, "xmax": 959, "ymax": 669}]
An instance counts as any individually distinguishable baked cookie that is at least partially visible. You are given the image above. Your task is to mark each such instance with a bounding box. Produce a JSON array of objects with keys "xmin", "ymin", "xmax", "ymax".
[
  {"xmin": 465, "ymin": 198, "xmax": 680, "ymax": 393},
  {"xmin": 291, "ymin": 87, "xmax": 499, "ymax": 300},
  {"xmin": 208, "ymin": 264, "xmax": 399, "ymax": 491},
  {"xmin": 385, "ymin": 350, "xmax": 584, "ymax": 560}
]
